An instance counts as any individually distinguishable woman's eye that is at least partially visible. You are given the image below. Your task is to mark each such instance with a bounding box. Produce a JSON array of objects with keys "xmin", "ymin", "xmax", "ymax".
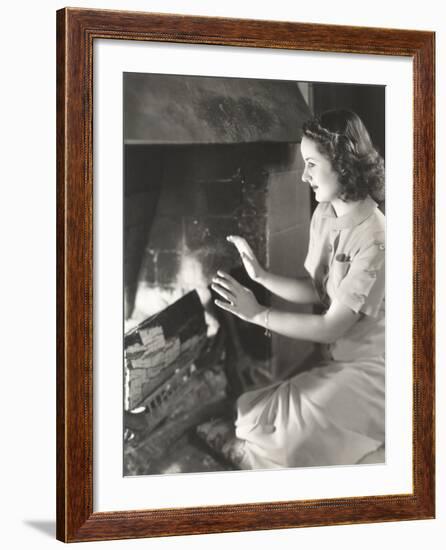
[{"xmin": 307, "ymin": 162, "xmax": 315, "ymax": 168}]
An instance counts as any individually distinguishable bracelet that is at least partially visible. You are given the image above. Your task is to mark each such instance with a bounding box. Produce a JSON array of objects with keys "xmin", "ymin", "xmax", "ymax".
[{"xmin": 264, "ymin": 307, "xmax": 271, "ymax": 337}]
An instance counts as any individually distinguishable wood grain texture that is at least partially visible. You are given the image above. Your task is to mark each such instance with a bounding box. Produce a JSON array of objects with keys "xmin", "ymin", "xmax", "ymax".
[{"xmin": 56, "ymin": 7, "xmax": 435, "ymax": 543}]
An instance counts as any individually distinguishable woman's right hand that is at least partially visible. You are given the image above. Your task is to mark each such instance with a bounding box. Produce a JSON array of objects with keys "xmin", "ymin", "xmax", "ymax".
[{"xmin": 226, "ymin": 235, "xmax": 266, "ymax": 282}]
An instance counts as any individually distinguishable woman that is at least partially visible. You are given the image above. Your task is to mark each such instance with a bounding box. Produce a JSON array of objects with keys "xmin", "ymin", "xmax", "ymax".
[{"xmin": 210, "ymin": 109, "xmax": 386, "ymax": 469}]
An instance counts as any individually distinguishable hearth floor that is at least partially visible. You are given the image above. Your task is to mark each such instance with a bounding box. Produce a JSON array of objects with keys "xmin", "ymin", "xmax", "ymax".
[{"xmin": 124, "ymin": 396, "xmax": 236, "ymax": 476}]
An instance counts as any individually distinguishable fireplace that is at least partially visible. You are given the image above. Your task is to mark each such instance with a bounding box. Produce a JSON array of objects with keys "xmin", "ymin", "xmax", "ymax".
[{"xmin": 124, "ymin": 72, "xmax": 313, "ymax": 418}]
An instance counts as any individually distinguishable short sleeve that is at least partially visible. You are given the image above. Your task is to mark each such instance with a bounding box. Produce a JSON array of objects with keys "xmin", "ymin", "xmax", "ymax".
[{"xmin": 335, "ymin": 234, "xmax": 385, "ymax": 318}]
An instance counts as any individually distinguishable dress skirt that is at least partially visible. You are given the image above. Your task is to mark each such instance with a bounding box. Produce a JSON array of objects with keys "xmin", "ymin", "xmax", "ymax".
[{"xmin": 235, "ymin": 356, "xmax": 385, "ymax": 469}]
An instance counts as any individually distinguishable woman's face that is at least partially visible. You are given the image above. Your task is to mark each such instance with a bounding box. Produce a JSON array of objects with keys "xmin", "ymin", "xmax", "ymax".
[{"xmin": 300, "ymin": 136, "xmax": 341, "ymax": 203}]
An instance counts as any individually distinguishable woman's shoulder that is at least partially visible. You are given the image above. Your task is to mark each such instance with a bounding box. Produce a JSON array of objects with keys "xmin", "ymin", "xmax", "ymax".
[
  {"xmin": 348, "ymin": 206, "xmax": 385, "ymax": 255},
  {"xmin": 364, "ymin": 206, "xmax": 385, "ymax": 236}
]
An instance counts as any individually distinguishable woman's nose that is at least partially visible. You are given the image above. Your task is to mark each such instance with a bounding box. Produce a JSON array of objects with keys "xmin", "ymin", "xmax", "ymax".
[{"xmin": 301, "ymin": 166, "xmax": 310, "ymax": 184}]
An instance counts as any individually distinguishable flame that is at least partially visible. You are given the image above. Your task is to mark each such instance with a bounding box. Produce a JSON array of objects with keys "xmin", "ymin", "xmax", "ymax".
[{"xmin": 128, "ymin": 252, "xmax": 219, "ymax": 337}]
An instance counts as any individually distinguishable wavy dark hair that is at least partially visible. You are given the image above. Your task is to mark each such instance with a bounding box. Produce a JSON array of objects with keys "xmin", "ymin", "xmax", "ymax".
[{"xmin": 302, "ymin": 109, "xmax": 385, "ymax": 203}]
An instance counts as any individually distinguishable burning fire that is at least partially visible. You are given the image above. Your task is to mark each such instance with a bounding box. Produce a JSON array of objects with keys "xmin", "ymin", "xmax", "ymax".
[{"xmin": 125, "ymin": 252, "xmax": 219, "ymax": 337}]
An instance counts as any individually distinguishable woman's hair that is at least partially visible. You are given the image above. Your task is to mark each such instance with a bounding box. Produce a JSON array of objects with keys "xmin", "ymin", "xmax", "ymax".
[{"xmin": 302, "ymin": 109, "xmax": 385, "ymax": 203}]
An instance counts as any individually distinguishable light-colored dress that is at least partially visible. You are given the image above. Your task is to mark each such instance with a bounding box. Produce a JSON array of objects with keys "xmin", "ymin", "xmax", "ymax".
[{"xmin": 235, "ymin": 196, "xmax": 385, "ymax": 468}]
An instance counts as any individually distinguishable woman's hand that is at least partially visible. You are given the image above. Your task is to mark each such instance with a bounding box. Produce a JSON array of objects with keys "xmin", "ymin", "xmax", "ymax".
[
  {"xmin": 212, "ymin": 270, "xmax": 266, "ymax": 323},
  {"xmin": 226, "ymin": 235, "xmax": 266, "ymax": 282}
]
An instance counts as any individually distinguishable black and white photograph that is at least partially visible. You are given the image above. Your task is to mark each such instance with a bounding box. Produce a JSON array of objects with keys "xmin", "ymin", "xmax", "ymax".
[
  {"xmin": 2, "ymin": 0, "xmax": 440, "ymax": 546},
  {"xmin": 122, "ymin": 72, "xmax": 386, "ymax": 476}
]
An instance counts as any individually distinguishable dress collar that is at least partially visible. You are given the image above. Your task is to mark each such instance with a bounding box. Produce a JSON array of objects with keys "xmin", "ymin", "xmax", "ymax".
[{"xmin": 320, "ymin": 195, "xmax": 378, "ymax": 229}]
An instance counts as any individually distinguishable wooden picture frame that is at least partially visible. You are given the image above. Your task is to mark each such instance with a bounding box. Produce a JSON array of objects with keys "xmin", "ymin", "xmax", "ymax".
[{"xmin": 56, "ymin": 7, "xmax": 435, "ymax": 542}]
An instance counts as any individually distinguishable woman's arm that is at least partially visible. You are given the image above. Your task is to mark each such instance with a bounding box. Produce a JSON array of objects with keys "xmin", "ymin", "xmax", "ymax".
[
  {"xmin": 226, "ymin": 235, "xmax": 320, "ymax": 305},
  {"xmin": 255, "ymin": 298, "xmax": 359, "ymax": 344},
  {"xmin": 257, "ymin": 271, "xmax": 320, "ymax": 305},
  {"xmin": 212, "ymin": 271, "xmax": 359, "ymax": 345}
]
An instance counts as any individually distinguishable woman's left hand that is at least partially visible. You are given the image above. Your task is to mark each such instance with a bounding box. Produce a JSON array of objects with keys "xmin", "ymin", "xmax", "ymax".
[{"xmin": 212, "ymin": 270, "xmax": 265, "ymax": 323}]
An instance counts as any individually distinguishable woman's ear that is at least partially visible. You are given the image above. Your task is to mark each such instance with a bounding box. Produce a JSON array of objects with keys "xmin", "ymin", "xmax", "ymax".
[{"xmin": 337, "ymin": 189, "xmax": 349, "ymax": 202}]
